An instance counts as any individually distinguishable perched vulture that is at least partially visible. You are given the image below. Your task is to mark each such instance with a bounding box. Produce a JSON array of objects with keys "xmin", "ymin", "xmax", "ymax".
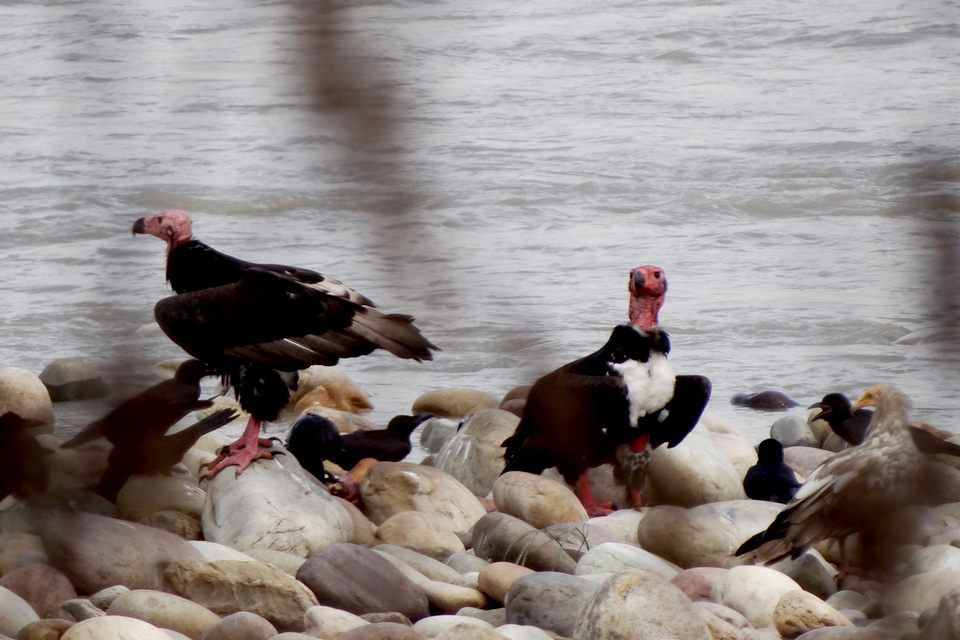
[
  {"xmin": 808, "ymin": 392, "xmax": 873, "ymax": 446},
  {"xmin": 501, "ymin": 265, "xmax": 711, "ymax": 515},
  {"xmin": 737, "ymin": 384, "xmax": 960, "ymax": 568},
  {"xmin": 743, "ymin": 438, "xmax": 801, "ymax": 504},
  {"xmin": 62, "ymin": 359, "xmax": 214, "ymax": 449},
  {"xmin": 133, "ymin": 210, "xmax": 437, "ymax": 477}
]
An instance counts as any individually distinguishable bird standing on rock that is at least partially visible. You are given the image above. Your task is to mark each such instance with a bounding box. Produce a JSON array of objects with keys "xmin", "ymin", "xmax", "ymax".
[
  {"xmin": 742, "ymin": 438, "xmax": 800, "ymax": 504},
  {"xmin": 737, "ymin": 384, "xmax": 957, "ymax": 570},
  {"xmin": 286, "ymin": 412, "xmax": 432, "ymax": 490},
  {"xmin": 500, "ymin": 265, "xmax": 711, "ymax": 515},
  {"xmin": 808, "ymin": 392, "xmax": 873, "ymax": 446},
  {"xmin": 132, "ymin": 210, "xmax": 437, "ymax": 478}
]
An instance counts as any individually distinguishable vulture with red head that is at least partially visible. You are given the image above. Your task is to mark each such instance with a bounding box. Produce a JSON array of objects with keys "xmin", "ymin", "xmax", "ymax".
[
  {"xmin": 501, "ymin": 265, "xmax": 711, "ymax": 515},
  {"xmin": 132, "ymin": 210, "xmax": 437, "ymax": 477}
]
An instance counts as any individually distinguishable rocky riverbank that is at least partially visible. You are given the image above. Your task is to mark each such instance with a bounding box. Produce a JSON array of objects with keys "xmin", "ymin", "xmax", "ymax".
[{"xmin": 2, "ymin": 362, "xmax": 960, "ymax": 640}]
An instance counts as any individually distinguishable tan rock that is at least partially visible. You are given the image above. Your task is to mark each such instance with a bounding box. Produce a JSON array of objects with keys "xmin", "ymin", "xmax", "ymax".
[
  {"xmin": 60, "ymin": 615, "xmax": 171, "ymax": 640},
  {"xmin": 163, "ymin": 559, "xmax": 318, "ymax": 631},
  {"xmin": 293, "ymin": 381, "xmax": 373, "ymax": 416},
  {"xmin": 115, "ymin": 475, "xmax": 205, "ymax": 521},
  {"xmin": 0, "ymin": 533, "xmax": 47, "ymax": 575},
  {"xmin": 202, "ymin": 611, "xmax": 278, "ymax": 640},
  {"xmin": 493, "ymin": 472, "xmax": 588, "ymax": 529},
  {"xmin": 336, "ymin": 496, "xmax": 378, "ymax": 546},
  {"xmin": 712, "ymin": 565, "xmax": 803, "ymax": 629},
  {"xmin": 138, "ymin": 511, "xmax": 202, "ymax": 540},
  {"xmin": 477, "ymin": 562, "xmax": 534, "ymax": 603},
  {"xmin": 376, "ymin": 512, "xmax": 466, "ymax": 559},
  {"xmin": 242, "ymin": 549, "xmax": 306, "ymax": 577},
  {"xmin": 434, "ymin": 410, "xmax": 518, "ymax": 496},
  {"xmin": 412, "ymin": 389, "xmax": 499, "ymax": 419},
  {"xmin": 16, "ymin": 618, "xmax": 73, "ymax": 640},
  {"xmin": 0, "ymin": 367, "xmax": 54, "ymax": 430},
  {"xmin": 39, "ymin": 358, "xmax": 108, "ymax": 402},
  {"xmin": 286, "ymin": 366, "xmax": 372, "ymax": 413},
  {"xmin": 773, "ymin": 590, "xmax": 853, "ymax": 638},
  {"xmin": 643, "ymin": 430, "xmax": 745, "ymax": 507},
  {"xmin": 106, "ymin": 589, "xmax": 221, "ymax": 640},
  {"xmin": 360, "ymin": 462, "xmax": 487, "ymax": 529},
  {"xmin": 304, "ymin": 605, "xmax": 370, "ymax": 638}
]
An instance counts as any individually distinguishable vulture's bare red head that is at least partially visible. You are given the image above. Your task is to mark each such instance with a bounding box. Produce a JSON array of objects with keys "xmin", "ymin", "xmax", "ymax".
[
  {"xmin": 132, "ymin": 210, "xmax": 193, "ymax": 252},
  {"xmin": 628, "ymin": 265, "xmax": 667, "ymax": 331}
]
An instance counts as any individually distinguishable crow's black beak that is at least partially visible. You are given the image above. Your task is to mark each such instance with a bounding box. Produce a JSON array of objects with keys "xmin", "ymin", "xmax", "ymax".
[
  {"xmin": 132, "ymin": 217, "xmax": 146, "ymax": 235},
  {"xmin": 807, "ymin": 402, "xmax": 829, "ymax": 422}
]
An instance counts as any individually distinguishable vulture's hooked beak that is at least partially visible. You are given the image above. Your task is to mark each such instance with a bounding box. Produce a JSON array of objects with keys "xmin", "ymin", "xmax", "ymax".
[
  {"xmin": 631, "ymin": 270, "xmax": 645, "ymax": 292},
  {"xmin": 132, "ymin": 217, "xmax": 146, "ymax": 236}
]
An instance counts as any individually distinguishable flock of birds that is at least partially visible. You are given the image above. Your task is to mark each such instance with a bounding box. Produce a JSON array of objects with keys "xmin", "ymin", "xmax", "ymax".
[{"xmin": 3, "ymin": 209, "xmax": 958, "ymax": 578}]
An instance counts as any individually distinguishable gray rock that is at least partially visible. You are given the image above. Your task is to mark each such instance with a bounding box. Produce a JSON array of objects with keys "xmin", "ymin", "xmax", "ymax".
[
  {"xmin": 202, "ymin": 611, "xmax": 278, "ymax": 640},
  {"xmin": 771, "ymin": 414, "xmax": 819, "ymax": 448},
  {"xmin": 296, "ymin": 543, "xmax": 429, "ymax": 621},
  {"xmin": 59, "ymin": 599, "xmax": 105, "ymax": 622},
  {"xmin": 770, "ymin": 549, "xmax": 839, "ymax": 600},
  {"xmin": 116, "ymin": 475, "xmax": 205, "ymax": 522},
  {"xmin": 575, "ymin": 542, "xmax": 680, "ymax": 579},
  {"xmin": 33, "ymin": 509, "xmax": 204, "ymax": 594},
  {"xmin": 375, "ymin": 545, "xmax": 467, "ymax": 586},
  {"xmin": 542, "ymin": 523, "xmax": 621, "ymax": 562},
  {"xmin": 420, "ymin": 418, "xmax": 460, "ymax": 454},
  {"xmin": 504, "ymin": 572, "xmax": 597, "ymax": 636},
  {"xmin": 38, "ymin": 358, "xmax": 108, "ymax": 402},
  {"xmin": 88, "ymin": 585, "xmax": 130, "ymax": 611},
  {"xmin": 446, "ymin": 554, "xmax": 490, "ymax": 575},
  {"xmin": 202, "ymin": 453, "xmax": 353, "ymax": 557},
  {"xmin": 919, "ymin": 588, "xmax": 960, "ymax": 639},
  {"xmin": 882, "ymin": 570, "xmax": 960, "ymax": 615},
  {"xmin": 0, "ymin": 586, "xmax": 38, "ymax": 637},
  {"xmin": 434, "ymin": 410, "xmax": 518, "ymax": 497},
  {"xmin": 470, "ymin": 513, "xmax": 576, "ymax": 574},
  {"xmin": 457, "ymin": 607, "xmax": 506, "ymax": 627},
  {"xmin": 905, "ymin": 545, "xmax": 960, "ymax": 576},
  {"xmin": 573, "ymin": 570, "xmax": 711, "ymax": 640}
]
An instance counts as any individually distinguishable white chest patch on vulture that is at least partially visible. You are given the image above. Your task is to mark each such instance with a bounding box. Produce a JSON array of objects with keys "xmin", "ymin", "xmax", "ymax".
[{"xmin": 611, "ymin": 353, "xmax": 677, "ymax": 425}]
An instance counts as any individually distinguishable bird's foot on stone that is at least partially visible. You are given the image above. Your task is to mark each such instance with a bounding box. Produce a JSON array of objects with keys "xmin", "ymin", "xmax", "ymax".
[
  {"xmin": 201, "ymin": 441, "xmax": 276, "ymax": 479},
  {"xmin": 583, "ymin": 500, "xmax": 616, "ymax": 517},
  {"xmin": 629, "ymin": 489, "xmax": 644, "ymax": 510},
  {"xmin": 329, "ymin": 458, "xmax": 378, "ymax": 505}
]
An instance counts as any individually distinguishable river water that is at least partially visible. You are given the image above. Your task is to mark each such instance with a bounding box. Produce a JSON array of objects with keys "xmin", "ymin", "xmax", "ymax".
[{"xmin": 1, "ymin": 0, "xmax": 958, "ymax": 445}]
